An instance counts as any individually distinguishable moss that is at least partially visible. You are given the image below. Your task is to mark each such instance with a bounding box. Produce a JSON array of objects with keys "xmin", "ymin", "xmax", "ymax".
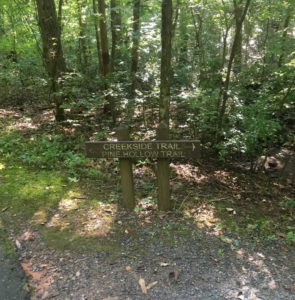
[{"xmin": 41, "ymin": 227, "xmax": 116, "ymax": 253}]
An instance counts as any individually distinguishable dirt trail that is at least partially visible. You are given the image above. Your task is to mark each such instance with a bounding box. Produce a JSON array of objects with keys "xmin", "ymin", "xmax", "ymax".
[
  {"xmin": 0, "ymin": 241, "xmax": 29, "ymax": 300},
  {"xmin": 15, "ymin": 216, "xmax": 295, "ymax": 300}
]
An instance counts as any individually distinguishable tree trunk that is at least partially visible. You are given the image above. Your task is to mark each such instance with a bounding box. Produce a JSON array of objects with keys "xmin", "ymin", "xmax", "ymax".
[
  {"xmin": 97, "ymin": 0, "xmax": 115, "ymax": 123},
  {"xmin": 131, "ymin": 0, "xmax": 140, "ymax": 98},
  {"xmin": 92, "ymin": 0, "xmax": 103, "ymax": 75},
  {"xmin": 111, "ymin": 0, "xmax": 122, "ymax": 72},
  {"xmin": 216, "ymin": 0, "xmax": 251, "ymax": 143},
  {"xmin": 77, "ymin": 0, "xmax": 88, "ymax": 72},
  {"xmin": 278, "ymin": 9, "xmax": 292, "ymax": 67},
  {"xmin": 35, "ymin": 0, "xmax": 67, "ymax": 121},
  {"xmin": 233, "ymin": 0, "xmax": 243, "ymax": 72},
  {"xmin": 172, "ymin": 0, "xmax": 180, "ymax": 38},
  {"xmin": 261, "ymin": 17, "xmax": 270, "ymax": 80},
  {"xmin": 159, "ymin": 0, "xmax": 173, "ymax": 127}
]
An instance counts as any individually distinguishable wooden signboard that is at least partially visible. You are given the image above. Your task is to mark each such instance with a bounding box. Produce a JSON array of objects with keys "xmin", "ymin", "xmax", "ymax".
[
  {"xmin": 85, "ymin": 141, "xmax": 200, "ymax": 160},
  {"xmin": 85, "ymin": 122, "xmax": 201, "ymax": 211}
]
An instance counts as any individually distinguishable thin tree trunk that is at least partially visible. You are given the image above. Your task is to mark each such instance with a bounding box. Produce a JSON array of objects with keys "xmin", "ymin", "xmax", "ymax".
[
  {"xmin": 131, "ymin": 0, "xmax": 140, "ymax": 98},
  {"xmin": 159, "ymin": 0, "xmax": 173, "ymax": 127},
  {"xmin": 98, "ymin": 0, "xmax": 115, "ymax": 123},
  {"xmin": 216, "ymin": 0, "xmax": 251, "ymax": 143},
  {"xmin": 221, "ymin": 28, "xmax": 230, "ymax": 71},
  {"xmin": 233, "ymin": 0, "xmax": 243, "ymax": 72},
  {"xmin": 8, "ymin": 12, "xmax": 17, "ymax": 63},
  {"xmin": 215, "ymin": 27, "xmax": 230, "ymax": 115},
  {"xmin": 111, "ymin": 0, "xmax": 121, "ymax": 72},
  {"xmin": 261, "ymin": 17, "xmax": 270, "ymax": 80},
  {"xmin": 77, "ymin": 0, "xmax": 88, "ymax": 72},
  {"xmin": 172, "ymin": 0, "xmax": 180, "ymax": 38},
  {"xmin": 92, "ymin": 0, "xmax": 103, "ymax": 74},
  {"xmin": 35, "ymin": 0, "xmax": 67, "ymax": 121},
  {"xmin": 278, "ymin": 9, "xmax": 292, "ymax": 67}
]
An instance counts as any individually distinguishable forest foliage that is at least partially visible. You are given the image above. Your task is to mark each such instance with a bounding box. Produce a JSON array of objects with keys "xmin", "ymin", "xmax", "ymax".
[{"xmin": 0, "ymin": 0, "xmax": 294, "ymax": 165}]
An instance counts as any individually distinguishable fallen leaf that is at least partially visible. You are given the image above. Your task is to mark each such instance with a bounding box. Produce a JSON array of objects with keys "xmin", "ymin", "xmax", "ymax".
[
  {"xmin": 126, "ymin": 266, "xmax": 131, "ymax": 271},
  {"xmin": 117, "ymin": 221, "xmax": 122, "ymax": 225},
  {"xmin": 41, "ymin": 291, "xmax": 49, "ymax": 299},
  {"xmin": 291, "ymin": 284, "xmax": 295, "ymax": 291},
  {"xmin": 226, "ymin": 208, "xmax": 234, "ymax": 212},
  {"xmin": 210, "ymin": 257, "xmax": 219, "ymax": 262},
  {"xmin": 15, "ymin": 240, "xmax": 22, "ymax": 249},
  {"xmin": 1, "ymin": 207, "xmax": 8, "ymax": 212},
  {"xmin": 146, "ymin": 281, "xmax": 157, "ymax": 290},
  {"xmin": 276, "ymin": 232, "xmax": 287, "ymax": 238},
  {"xmin": 237, "ymin": 291, "xmax": 244, "ymax": 299},
  {"xmin": 160, "ymin": 263, "xmax": 170, "ymax": 267},
  {"xmin": 174, "ymin": 269, "xmax": 181, "ymax": 281},
  {"xmin": 168, "ymin": 269, "xmax": 181, "ymax": 281},
  {"xmin": 139, "ymin": 278, "xmax": 147, "ymax": 294}
]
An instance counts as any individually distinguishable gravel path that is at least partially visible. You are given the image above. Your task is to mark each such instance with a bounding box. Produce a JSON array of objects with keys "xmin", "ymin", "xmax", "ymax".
[
  {"xmin": 14, "ymin": 215, "xmax": 295, "ymax": 300},
  {"xmin": 0, "ymin": 241, "xmax": 30, "ymax": 300}
]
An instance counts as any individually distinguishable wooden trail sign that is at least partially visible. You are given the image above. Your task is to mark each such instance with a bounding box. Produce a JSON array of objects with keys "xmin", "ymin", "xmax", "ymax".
[
  {"xmin": 85, "ymin": 122, "xmax": 201, "ymax": 211},
  {"xmin": 85, "ymin": 140, "xmax": 200, "ymax": 159}
]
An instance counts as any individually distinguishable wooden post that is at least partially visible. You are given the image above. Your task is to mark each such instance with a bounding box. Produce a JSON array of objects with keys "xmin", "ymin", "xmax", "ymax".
[
  {"xmin": 116, "ymin": 124, "xmax": 135, "ymax": 210},
  {"xmin": 156, "ymin": 122, "xmax": 171, "ymax": 211}
]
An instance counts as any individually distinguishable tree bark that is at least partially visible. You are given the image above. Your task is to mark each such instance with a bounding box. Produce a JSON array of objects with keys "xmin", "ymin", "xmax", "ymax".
[
  {"xmin": 233, "ymin": 0, "xmax": 243, "ymax": 72},
  {"xmin": 172, "ymin": 0, "xmax": 180, "ymax": 38},
  {"xmin": 278, "ymin": 8, "xmax": 292, "ymax": 67},
  {"xmin": 35, "ymin": 0, "xmax": 67, "ymax": 121},
  {"xmin": 97, "ymin": 0, "xmax": 115, "ymax": 122},
  {"xmin": 110, "ymin": 0, "xmax": 122, "ymax": 72},
  {"xmin": 92, "ymin": 0, "xmax": 103, "ymax": 75},
  {"xmin": 131, "ymin": 0, "xmax": 140, "ymax": 98},
  {"xmin": 159, "ymin": 0, "xmax": 173, "ymax": 127},
  {"xmin": 216, "ymin": 0, "xmax": 251, "ymax": 143},
  {"xmin": 77, "ymin": 0, "xmax": 88, "ymax": 72}
]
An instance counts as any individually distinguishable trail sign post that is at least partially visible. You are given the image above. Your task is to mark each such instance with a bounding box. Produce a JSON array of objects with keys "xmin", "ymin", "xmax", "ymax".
[{"xmin": 85, "ymin": 122, "xmax": 201, "ymax": 210}]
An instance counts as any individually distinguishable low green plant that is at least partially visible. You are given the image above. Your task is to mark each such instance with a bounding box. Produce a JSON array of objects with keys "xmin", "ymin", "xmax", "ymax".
[
  {"xmin": 280, "ymin": 198, "xmax": 295, "ymax": 210},
  {"xmin": 267, "ymin": 235, "xmax": 278, "ymax": 241},
  {"xmin": 287, "ymin": 227, "xmax": 295, "ymax": 243},
  {"xmin": 218, "ymin": 248, "xmax": 224, "ymax": 257}
]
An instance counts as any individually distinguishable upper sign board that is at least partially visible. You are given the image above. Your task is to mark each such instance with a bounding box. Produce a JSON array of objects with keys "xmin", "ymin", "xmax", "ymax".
[{"xmin": 85, "ymin": 141, "xmax": 200, "ymax": 159}]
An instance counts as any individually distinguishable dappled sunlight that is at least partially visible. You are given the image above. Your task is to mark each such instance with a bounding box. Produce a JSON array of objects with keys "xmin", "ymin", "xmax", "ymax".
[
  {"xmin": 171, "ymin": 163, "xmax": 208, "ymax": 183},
  {"xmin": 44, "ymin": 193, "xmax": 118, "ymax": 238}
]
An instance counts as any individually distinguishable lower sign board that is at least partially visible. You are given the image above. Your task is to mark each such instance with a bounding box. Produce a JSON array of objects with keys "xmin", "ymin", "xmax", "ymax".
[{"xmin": 85, "ymin": 141, "xmax": 200, "ymax": 159}]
